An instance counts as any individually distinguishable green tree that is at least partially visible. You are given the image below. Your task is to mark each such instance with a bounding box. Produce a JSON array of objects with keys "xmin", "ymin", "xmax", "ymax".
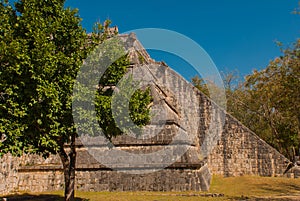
[
  {"xmin": 244, "ymin": 40, "xmax": 300, "ymax": 159},
  {"xmin": 222, "ymin": 41, "xmax": 300, "ymax": 160},
  {"xmin": 0, "ymin": 1, "xmax": 152, "ymax": 200},
  {"xmin": 0, "ymin": 0, "xmax": 88, "ymax": 200},
  {"xmin": 0, "ymin": 0, "xmax": 29, "ymax": 155},
  {"xmin": 191, "ymin": 76, "xmax": 209, "ymax": 96},
  {"xmin": 94, "ymin": 55, "xmax": 152, "ymax": 139},
  {"xmin": 192, "ymin": 42, "xmax": 299, "ymax": 160}
]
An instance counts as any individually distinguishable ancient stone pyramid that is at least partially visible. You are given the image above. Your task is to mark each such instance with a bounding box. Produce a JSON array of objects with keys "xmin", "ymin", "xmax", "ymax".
[{"xmin": 0, "ymin": 33, "xmax": 291, "ymax": 194}]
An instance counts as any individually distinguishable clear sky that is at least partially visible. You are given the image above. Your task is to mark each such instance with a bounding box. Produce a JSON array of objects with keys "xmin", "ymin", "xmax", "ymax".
[{"xmin": 65, "ymin": 0, "xmax": 300, "ymax": 80}]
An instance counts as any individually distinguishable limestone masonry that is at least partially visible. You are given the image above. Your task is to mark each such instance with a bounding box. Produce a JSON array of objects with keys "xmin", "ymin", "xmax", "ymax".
[{"xmin": 0, "ymin": 33, "xmax": 295, "ymax": 195}]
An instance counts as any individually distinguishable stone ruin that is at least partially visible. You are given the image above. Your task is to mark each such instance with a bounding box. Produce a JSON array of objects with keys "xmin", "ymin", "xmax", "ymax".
[{"xmin": 0, "ymin": 33, "xmax": 294, "ymax": 195}]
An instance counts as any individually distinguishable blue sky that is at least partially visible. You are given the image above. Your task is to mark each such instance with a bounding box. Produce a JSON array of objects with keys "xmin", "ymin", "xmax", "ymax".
[{"xmin": 65, "ymin": 0, "xmax": 300, "ymax": 80}]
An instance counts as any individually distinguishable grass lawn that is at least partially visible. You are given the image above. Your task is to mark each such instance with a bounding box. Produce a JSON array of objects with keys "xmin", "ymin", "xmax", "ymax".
[{"xmin": 2, "ymin": 175, "xmax": 300, "ymax": 201}]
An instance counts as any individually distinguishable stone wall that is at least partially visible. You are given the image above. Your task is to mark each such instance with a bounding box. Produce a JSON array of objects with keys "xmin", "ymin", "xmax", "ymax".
[
  {"xmin": 0, "ymin": 63, "xmax": 292, "ymax": 195},
  {"xmin": 74, "ymin": 167, "xmax": 210, "ymax": 192},
  {"xmin": 0, "ymin": 34, "xmax": 293, "ymax": 195},
  {"xmin": 207, "ymin": 114, "xmax": 288, "ymax": 177},
  {"xmin": 17, "ymin": 169, "xmax": 64, "ymax": 193},
  {"xmin": 0, "ymin": 153, "xmax": 62, "ymax": 195},
  {"xmin": 0, "ymin": 154, "xmax": 19, "ymax": 194},
  {"xmin": 0, "ymin": 154, "xmax": 211, "ymax": 194},
  {"xmin": 146, "ymin": 63, "xmax": 289, "ymax": 177}
]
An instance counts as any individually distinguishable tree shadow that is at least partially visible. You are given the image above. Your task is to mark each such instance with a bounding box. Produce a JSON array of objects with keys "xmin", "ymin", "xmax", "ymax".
[
  {"xmin": 257, "ymin": 183, "xmax": 300, "ymax": 195},
  {"xmin": 0, "ymin": 194, "xmax": 88, "ymax": 201},
  {"xmin": 229, "ymin": 183, "xmax": 300, "ymax": 201},
  {"xmin": 230, "ymin": 195, "xmax": 300, "ymax": 201}
]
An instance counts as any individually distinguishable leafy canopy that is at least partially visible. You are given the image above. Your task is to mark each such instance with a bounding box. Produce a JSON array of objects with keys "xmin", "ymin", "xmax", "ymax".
[{"xmin": 0, "ymin": 0, "xmax": 152, "ymax": 156}]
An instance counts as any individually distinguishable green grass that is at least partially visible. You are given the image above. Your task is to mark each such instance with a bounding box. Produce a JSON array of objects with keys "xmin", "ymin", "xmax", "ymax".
[
  {"xmin": 210, "ymin": 175, "xmax": 300, "ymax": 200},
  {"xmin": 2, "ymin": 175, "xmax": 300, "ymax": 201}
]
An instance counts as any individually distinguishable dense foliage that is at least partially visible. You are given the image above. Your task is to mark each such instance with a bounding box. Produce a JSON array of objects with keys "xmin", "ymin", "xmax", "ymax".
[
  {"xmin": 0, "ymin": 0, "xmax": 87, "ymax": 156},
  {"xmin": 0, "ymin": 0, "xmax": 151, "ymax": 200},
  {"xmin": 95, "ymin": 55, "xmax": 152, "ymax": 139}
]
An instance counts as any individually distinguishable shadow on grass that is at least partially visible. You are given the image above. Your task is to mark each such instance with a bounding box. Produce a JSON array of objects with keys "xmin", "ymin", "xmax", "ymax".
[
  {"xmin": 257, "ymin": 183, "xmax": 300, "ymax": 195},
  {"xmin": 0, "ymin": 194, "xmax": 88, "ymax": 201},
  {"xmin": 230, "ymin": 182, "xmax": 300, "ymax": 201},
  {"xmin": 230, "ymin": 196, "xmax": 300, "ymax": 201}
]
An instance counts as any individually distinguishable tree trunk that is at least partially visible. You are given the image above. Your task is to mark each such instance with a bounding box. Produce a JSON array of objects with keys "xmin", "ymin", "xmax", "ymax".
[{"xmin": 59, "ymin": 134, "xmax": 77, "ymax": 201}]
